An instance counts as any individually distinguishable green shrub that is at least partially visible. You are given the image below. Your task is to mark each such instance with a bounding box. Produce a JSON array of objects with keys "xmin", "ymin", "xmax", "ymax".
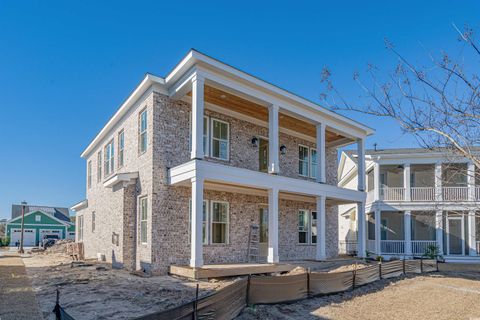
[{"xmin": 423, "ymin": 244, "xmax": 443, "ymax": 260}]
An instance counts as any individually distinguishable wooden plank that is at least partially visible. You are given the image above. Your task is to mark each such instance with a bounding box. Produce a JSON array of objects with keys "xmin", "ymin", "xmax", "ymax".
[{"xmin": 170, "ymin": 263, "xmax": 295, "ymax": 279}]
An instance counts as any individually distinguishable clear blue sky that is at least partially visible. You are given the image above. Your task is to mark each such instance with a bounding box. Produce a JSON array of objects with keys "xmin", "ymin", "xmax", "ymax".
[{"xmin": 0, "ymin": 1, "xmax": 478, "ymax": 219}]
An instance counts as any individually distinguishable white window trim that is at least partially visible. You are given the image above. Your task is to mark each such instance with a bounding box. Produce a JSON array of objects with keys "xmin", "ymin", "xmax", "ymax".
[
  {"xmin": 298, "ymin": 145, "xmax": 310, "ymax": 177},
  {"xmin": 139, "ymin": 196, "xmax": 148, "ymax": 245},
  {"xmin": 298, "ymin": 209, "xmax": 309, "ymax": 244},
  {"xmin": 210, "ymin": 118, "xmax": 230, "ymax": 161},
  {"xmin": 104, "ymin": 139, "xmax": 115, "ymax": 178},
  {"xmin": 203, "ymin": 116, "xmax": 210, "ymax": 157},
  {"xmin": 311, "ymin": 211, "xmax": 317, "ymax": 244},
  {"xmin": 139, "ymin": 108, "xmax": 148, "ymax": 155},
  {"xmin": 298, "ymin": 209, "xmax": 317, "ymax": 245},
  {"xmin": 210, "ymin": 200, "xmax": 230, "ymax": 245},
  {"xmin": 35, "ymin": 215, "xmax": 41, "ymax": 222},
  {"xmin": 310, "ymin": 148, "xmax": 317, "ymax": 179},
  {"xmin": 87, "ymin": 160, "xmax": 92, "ymax": 189},
  {"xmin": 188, "ymin": 199, "xmax": 209, "ymax": 245},
  {"xmin": 118, "ymin": 130, "xmax": 124, "ymax": 168},
  {"xmin": 97, "ymin": 151, "xmax": 102, "ymax": 183}
]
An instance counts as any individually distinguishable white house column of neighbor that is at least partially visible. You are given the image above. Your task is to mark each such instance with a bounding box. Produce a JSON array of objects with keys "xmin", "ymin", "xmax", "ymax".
[
  {"xmin": 404, "ymin": 163, "xmax": 411, "ymax": 201},
  {"xmin": 267, "ymin": 188, "xmax": 279, "ymax": 263},
  {"xmin": 404, "ymin": 210, "xmax": 412, "ymax": 256},
  {"xmin": 190, "ymin": 176, "xmax": 204, "ymax": 268},
  {"xmin": 374, "ymin": 209, "xmax": 381, "ymax": 255},
  {"xmin": 316, "ymin": 195, "xmax": 326, "ymax": 260},
  {"xmin": 468, "ymin": 210, "xmax": 477, "ymax": 256},
  {"xmin": 373, "ymin": 162, "xmax": 380, "ymax": 201},
  {"xmin": 191, "ymin": 74, "xmax": 205, "ymax": 160},
  {"xmin": 268, "ymin": 104, "xmax": 280, "ymax": 174},
  {"xmin": 435, "ymin": 210, "xmax": 444, "ymax": 255},
  {"xmin": 356, "ymin": 138, "xmax": 367, "ymax": 258},
  {"xmin": 435, "ymin": 162, "xmax": 442, "ymax": 201}
]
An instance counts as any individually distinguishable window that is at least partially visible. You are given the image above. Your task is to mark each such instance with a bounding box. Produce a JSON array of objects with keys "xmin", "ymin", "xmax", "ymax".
[
  {"xmin": 92, "ymin": 212, "xmax": 95, "ymax": 233},
  {"xmin": 211, "ymin": 201, "xmax": 229, "ymax": 244},
  {"xmin": 211, "ymin": 119, "xmax": 229, "ymax": 160},
  {"xmin": 104, "ymin": 140, "xmax": 114, "ymax": 177},
  {"xmin": 118, "ymin": 130, "xmax": 124, "ymax": 168},
  {"xmin": 35, "ymin": 215, "xmax": 41, "ymax": 222},
  {"xmin": 87, "ymin": 160, "xmax": 92, "ymax": 189},
  {"xmin": 298, "ymin": 210, "xmax": 309, "ymax": 244},
  {"xmin": 139, "ymin": 197, "xmax": 148, "ymax": 244},
  {"xmin": 311, "ymin": 211, "xmax": 317, "ymax": 244},
  {"xmin": 203, "ymin": 116, "xmax": 209, "ymax": 155},
  {"xmin": 97, "ymin": 151, "xmax": 102, "ymax": 182},
  {"xmin": 310, "ymin": 149, "xmax": 317, "ymax": 179},
  {"xmin": 139, "ymin": 109, "xmax": 148, "ymax": 154},
  {"xmin": 189, "ymin": 200, "xmax": 208, "ymax": 244},
  {"xmin": 298, "ymin": 145, "xmax": 309, "ymax": 177},
  {"xmin": 298, "ymin": 210, "xmax": 317, "ymax": 244},
  {"xmin": 78, "ymin": 215, "xmax": 84, "ymax": 241}
]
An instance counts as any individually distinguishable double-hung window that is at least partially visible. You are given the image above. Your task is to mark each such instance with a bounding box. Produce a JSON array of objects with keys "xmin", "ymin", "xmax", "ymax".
[
  {"xmin": 78, "ymin": 215, "xmax": 84, "ymax": 241},
  {"xmin": 211, "ymin": 201, "xmax": 229, "ymax": 244},
  {"xmin": 87, "ymin": 160, "xmax": 92, "ymax": 189},
  {"xmin": 298, "ymin": 210, "xmax": 317, "ymax": 244},
  {"xmin": 139, "ymin": 109, "xmax": 148, "ymax": 154},
  {"xmin": 139, "ymin": 197, "xmax": 148, "ymax": 244},
  {"xmin": 298, "ymin": 145, "xmax": 309, "ymax": 177},
  {"xmin": 211, "ymin": 119, "xmax": 229, "ymax": 160},
  {"xmin": 104, "ymin": 139, "xmax": 114, "ymax": 177},
  {"xmin": 97, "ymin": 151, "xmax": 102, "ymax": 182},
  {"xmin": 189, "ymin": 200, "xmax": 208, "ymax": 244},
  {"xmin": 92, "ymin": 212, "xmax": 96, "ymax": 233},
  {"xmin": 118, "ymin": 130, "xmax": 124, "ymax": 168}
]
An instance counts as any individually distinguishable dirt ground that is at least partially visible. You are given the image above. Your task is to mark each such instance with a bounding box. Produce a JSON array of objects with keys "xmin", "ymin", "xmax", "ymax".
[
  {"xmin": 238, "ymin": 264, "xmax": 480, "ymax": 320},
  {"xmin": 22, "ymin": 252, "xmax": 231, "ymax": 319}
]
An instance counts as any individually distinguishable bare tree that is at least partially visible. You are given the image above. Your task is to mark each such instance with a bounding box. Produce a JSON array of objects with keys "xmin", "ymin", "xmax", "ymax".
[{"xmin": 320, "ymin": 24, "xmax": 480, "ymax": 168}]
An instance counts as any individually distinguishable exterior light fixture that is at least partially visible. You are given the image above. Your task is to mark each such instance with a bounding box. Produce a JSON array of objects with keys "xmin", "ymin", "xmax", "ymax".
[
  {"xmin": 280, "ymin": 145, "xmax": 287, "ymax": 155},
  {"xmin": 251, "ymin": 136, "xmax": 259, "ymax": 147}
]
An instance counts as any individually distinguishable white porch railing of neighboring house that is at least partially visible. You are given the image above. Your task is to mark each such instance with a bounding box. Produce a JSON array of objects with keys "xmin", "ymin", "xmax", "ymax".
[
  {"xmin": 380, "ymin": 187, "xmax": 405, "ymax": 201},
  {"xmin": 411, "ymin": 240, "xmax": 437, "ymax": 255},
  {"xmin": 339, "ymin": 240, "xmax": 357, "ymax": 255},
  {"xmin": 411, "ymin": 187, "xmax": 435, "ymax": 201},
  {"xmin": 477, "ymin": 241, "xmax": 480, "ymax": 256},
  {"xmin": 476, "ymin": 187, "xmax": 480, "ymax": 201},
  {"xmin": 381, "ymin": 240, "xmax": 405, "ymax": 254},
  {"xmin": 367, "ymin": 240, "xmax": 376, "ymax": 253},
  {"xmin": 443, "ymin": 186, "xmax": 469, "ymax": 201}
]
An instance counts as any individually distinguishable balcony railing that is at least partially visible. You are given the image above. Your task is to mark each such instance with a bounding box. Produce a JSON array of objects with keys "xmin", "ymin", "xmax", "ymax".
[
  {"xmin": 443, "ymin": 186, "xmax": 469, "ymax": 201},
  {"xmin": 411, "ymin": 240, "xmax": 437, "ymax": 255},
  {"xmin": 411, "ymin": 187, "xmax": 435, "ymax": 201},
  {"xmin": 381, "ymin": 240, "xmax": 405, "ymax": 254},
  {"xmin": 380, "ymin": 187, "xmax": 405, "ymax": 201}
]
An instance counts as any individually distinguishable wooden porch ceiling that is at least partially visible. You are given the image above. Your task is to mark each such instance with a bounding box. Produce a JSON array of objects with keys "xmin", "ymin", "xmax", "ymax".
[{"xmin": 190, "ymin": 86, "xmax": 349, "ymax": 144}]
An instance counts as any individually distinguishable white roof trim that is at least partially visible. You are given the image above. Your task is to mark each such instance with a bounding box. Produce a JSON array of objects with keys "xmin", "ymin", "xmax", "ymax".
[
  {"xmin": 71, "ymin": 200, "xmax": 88, "ymax": 212},
  {"xmin": 7, "ymin": 210, "xmax": 71, "ymax": 226},
  {"xmin": 103, "ymin": 172, "xmax": 139, "ymax": 188}
]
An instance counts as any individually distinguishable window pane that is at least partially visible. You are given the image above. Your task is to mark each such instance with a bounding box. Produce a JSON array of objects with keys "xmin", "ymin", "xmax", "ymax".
[
  {"xmin": 203, "ymin": 117, "xmax": 208, "ymax": 135},
  {"xmin": 212, "ymin": 139, "xmax": 220, "ymax": 157},
  {"xmin": 219, "ymin": 141, "xmax": 228, "ymax": 159},
  {"xmin": 212, "ymin": 223, "xmax": 227, "ymax": 243},
  {"xmin": 213, "ymin": 121, "xmax": 221, "ymax": 138},
  {"xmin": 299, "ymin": 232, "xmax": 307, "ymax": 244},
  {"xmin": 220, "ymin": 122, "xmax": 228, "ymax": 139},
  {"xmin": 311, "ymin": 211, "xmax": 317, "ymax": 244},
  {"xmin": 141, "ymin": 221, "xmax": 147, "ymax": 243},
  {"xmin": 141, "ymin": 111, "xmax": 147, "ymax": 131}
]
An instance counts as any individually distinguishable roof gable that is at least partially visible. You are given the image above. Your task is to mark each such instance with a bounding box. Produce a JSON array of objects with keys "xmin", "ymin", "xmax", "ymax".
[{"xmin": 8, "ymin": 210, "xmax": 68, "ymax": 226}]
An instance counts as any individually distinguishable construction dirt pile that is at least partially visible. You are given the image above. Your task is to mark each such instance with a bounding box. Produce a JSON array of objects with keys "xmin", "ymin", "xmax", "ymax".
[
  {"xmin": 45, "ymin": 239, "xmax": 74, "ymax": 254},
  {"xmin": 23, "ymin": 252, "xmax": 231, "ymax": 320}
]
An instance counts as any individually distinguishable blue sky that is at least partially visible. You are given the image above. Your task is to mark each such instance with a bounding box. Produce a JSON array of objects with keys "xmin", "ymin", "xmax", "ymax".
[{"xmin": 0, "ymin": 1, "xmax": 478, "ymax": 219}]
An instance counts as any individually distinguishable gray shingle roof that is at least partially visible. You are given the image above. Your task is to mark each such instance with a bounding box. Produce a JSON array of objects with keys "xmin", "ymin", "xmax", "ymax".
[{"xmin": 11, "ymin": 204, "xmax": 70, "ymax": 222}]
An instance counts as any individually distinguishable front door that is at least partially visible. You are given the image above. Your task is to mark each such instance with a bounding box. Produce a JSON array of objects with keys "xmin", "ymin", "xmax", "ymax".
[
  {"xmin": 447, "ymin": 216, "xmax": 464, "ymax": 255},
  {"xmin": 259, "ymin": 138, "xmax": 269, "ymax": 172},
  {"xmin": 259, "ymin": 208, "xmax": 269, "ymax": 258}
]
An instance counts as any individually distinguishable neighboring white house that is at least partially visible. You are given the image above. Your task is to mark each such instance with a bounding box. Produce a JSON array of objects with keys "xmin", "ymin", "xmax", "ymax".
[
  {"xmin": 71, "ymin": 49, "xmax": 374, "ymax": 274},
  {"xmin": 338, "ymin": 148, "xmax": 480, "ymax": 262}
]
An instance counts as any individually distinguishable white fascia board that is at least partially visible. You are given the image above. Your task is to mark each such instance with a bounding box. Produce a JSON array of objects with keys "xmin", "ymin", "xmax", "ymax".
[
  {"xmin": 71, "ymin": 200, "xmax": 88, "ymax": 212},
  {"xmin": 165, "ymin": 50, "xmax": 374, "ymax": 138},
  {"xmin": 168, "ymin": 160, "xmax": 366, "ymax": 203},
  {"xmin": 80, "ymin": 74, "xmax": 167, "ymax": 158},
  {"xmin": 103, "ymin": 172, "xmax": 139, "ymax": 188}
]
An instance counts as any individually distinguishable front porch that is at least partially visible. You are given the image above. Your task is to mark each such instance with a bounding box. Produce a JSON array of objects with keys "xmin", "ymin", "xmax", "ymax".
[{"xmin": 366, "ymin": 210, "xmax": 480, "ymax": 258}]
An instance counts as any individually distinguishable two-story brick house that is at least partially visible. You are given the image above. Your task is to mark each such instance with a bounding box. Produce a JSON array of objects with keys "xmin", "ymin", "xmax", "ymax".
[
  {"xmin": 71, "ymin": 50, "xmax": 373, "ymax": 274},
  {"xmin": 338, "ymin": 148, "xmax": 480, "ymax": 262}
]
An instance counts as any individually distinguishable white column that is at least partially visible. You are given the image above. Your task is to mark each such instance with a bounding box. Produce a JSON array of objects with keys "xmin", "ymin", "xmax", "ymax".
[
  {"xmin": 268, "ymin": 105, "xmax": 280, "ymax": 174},
  {"xmin": 191, "ymin": 75, "xmax": 205, "ymax": 160},
  {"xmin": 316, "ymin": 196, "xmax": 326, "ymax": 260},
  {"xmin": 435, "ymin": 210, "xmax": 443, "ymax": 255},
  {"xmin": 404, "ymin": 163, "xmax": 411, "ymax": 201},
  {"xmin": 374, "ymin": 209, "xmax": 381, "ymax": 255},
  {"xmin": 316, "ymin": 123, "xmax": 326, "ymax": 183},
  {"xmin": 435, "ymin": 162, "xmax": 442, "ymax": 201},
  {"xmin": 267, "ymin": 188, "xmax": 279, "ymax": 263},
  {"xmin": 468, "ymin": 162, "xmax": 475, "ymax": 201},
  {"xmin": 357, "ymin": 138, "xmax": 366, "ymax": 191},
  {"xmin": 190, "ymin": 177, "xmax": 204, "ymax": 268},
  {"xmin": 356, "ymin": 202, "xmax": 366, "ymax": 257},
  {"xmin": 374, "ymin": 162, "xmax": 380, "ymax": 201},
  {"xmin": 468, "ymin": 210, "xmax": 477, "ymax": 256},
  {"xmin": 404, "ymin": 211, "xmax": 412, "ymax": 256}
]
